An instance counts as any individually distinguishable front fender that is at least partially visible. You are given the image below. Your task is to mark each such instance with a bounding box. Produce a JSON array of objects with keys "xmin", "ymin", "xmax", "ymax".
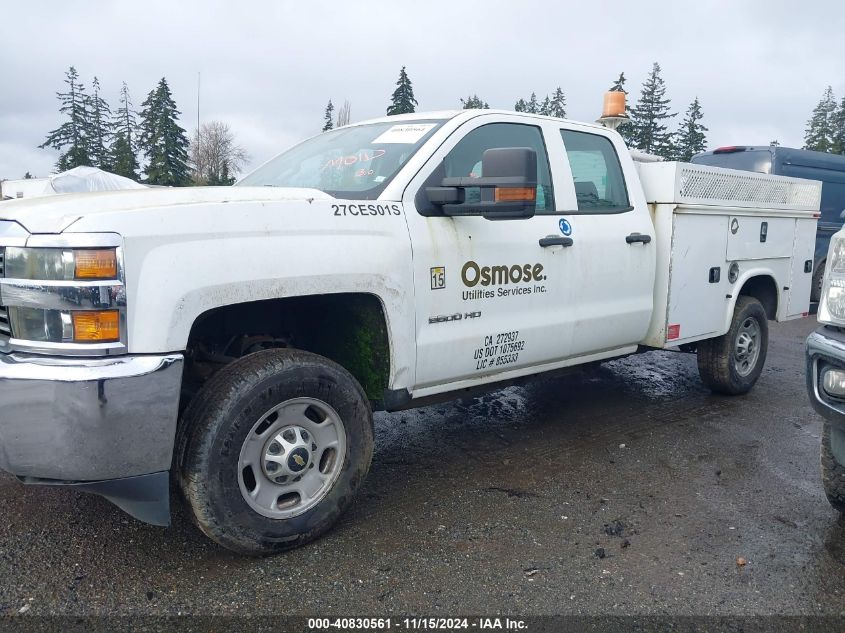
[{"xmin": 95, "ymin": 199, "xmax": 416, "ymax": 391}]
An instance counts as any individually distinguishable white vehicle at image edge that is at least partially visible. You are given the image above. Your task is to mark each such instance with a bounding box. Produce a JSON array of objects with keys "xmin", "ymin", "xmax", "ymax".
[
  {"xmin": 0, "ymin": 110, "xmax": 820, "ymax": 555},
  {"xmin": 807, "ymin": 228, "xmax": 845, "ymax": 514}
]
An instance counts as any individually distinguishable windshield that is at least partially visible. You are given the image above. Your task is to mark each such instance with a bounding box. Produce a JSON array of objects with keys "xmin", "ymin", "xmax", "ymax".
[{"xmin": 237, "ymin": 120, "xmax": 443, "ymax": 199}]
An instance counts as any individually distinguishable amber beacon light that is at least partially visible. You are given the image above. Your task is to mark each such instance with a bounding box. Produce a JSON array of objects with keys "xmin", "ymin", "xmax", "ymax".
[
  {"xmin": 596, "ymin": 89, "xmax": 630, "ymax": 132},
  {"xmin": 602, "ymin": 91, "xmax": 627, "ymax": 118}
]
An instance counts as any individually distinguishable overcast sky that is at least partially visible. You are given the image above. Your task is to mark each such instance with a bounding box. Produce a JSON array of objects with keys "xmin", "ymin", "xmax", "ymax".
[{"xmin": 1, "ymin": 0, "xmax": 843, "ymax": 180}]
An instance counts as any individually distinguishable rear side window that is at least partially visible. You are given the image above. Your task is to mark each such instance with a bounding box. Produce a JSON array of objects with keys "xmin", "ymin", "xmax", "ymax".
[{"xmin": 561, "ymin": 130, "xmax": 630, "ymax": 213}]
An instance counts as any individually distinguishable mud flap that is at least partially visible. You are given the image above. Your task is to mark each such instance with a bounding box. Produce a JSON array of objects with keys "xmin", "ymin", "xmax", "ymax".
[{"xmin": 19, "ymin": 471, "xmax": 171, "ymax": 526}]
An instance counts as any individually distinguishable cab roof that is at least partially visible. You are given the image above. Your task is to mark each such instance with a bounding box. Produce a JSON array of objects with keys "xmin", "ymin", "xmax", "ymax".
[{"xmin": 348, "ymin": 109, "xmax": 607, "ymax": 132}]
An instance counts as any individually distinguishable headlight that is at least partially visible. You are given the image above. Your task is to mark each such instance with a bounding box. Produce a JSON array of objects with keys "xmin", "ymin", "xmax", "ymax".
[
  {"xmin": 819, "ymin": 234, "xmax": 845, "ymax": 326},
  {"xmin": 7, "ymin": 307, "xmax": 120, "ymax": 343},
  {"xmin": 0, "ymin": 243, "xmax": 126, "ymax": 353},
  {"xmin": 6, "ymin": 307, "xmax": 70, "ymax": 343},
  {"xmin": 4, "ymin": 247, "xmax": 118, "ymax": 281}
]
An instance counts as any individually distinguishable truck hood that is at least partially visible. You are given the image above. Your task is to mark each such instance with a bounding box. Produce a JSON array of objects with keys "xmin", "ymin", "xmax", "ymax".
[{"xmin": 0, "ymin": 186, "xmax": 334, "ymax": 234}]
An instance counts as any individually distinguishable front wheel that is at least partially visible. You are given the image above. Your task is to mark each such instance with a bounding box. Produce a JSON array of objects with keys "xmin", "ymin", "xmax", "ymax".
[
  {"xmin": 822, "ymin": 423, "xmax": 845, "ymax": 514},
  {"xmin": 811, "ymin": 260, "xmax": 825, "ymax": 303},
  {"xmin": 696, "ymin": 296, "xmax": 768, "ymax": 395},
  {"xmin": 178, "ymin": 348, "xmax": 374, "ymax": 555}
]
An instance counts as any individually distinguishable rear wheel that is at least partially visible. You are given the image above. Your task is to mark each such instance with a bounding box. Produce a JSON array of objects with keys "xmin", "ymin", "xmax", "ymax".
[
  {"xmin": 822, "ymin": 423, "xmax": 845, "ymax": 514},
  {"xmin": 178, "ymin": 348, "xmax": 374, "ymax": 555},
  {"xmin": 697, "ymin": 296, "xmax": 768, "ymax": 395}
]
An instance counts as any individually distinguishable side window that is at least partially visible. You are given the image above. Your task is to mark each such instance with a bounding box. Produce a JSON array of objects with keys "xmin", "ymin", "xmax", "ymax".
[
  {"xmin": 561, "ymin": 130, "xmax": 631, "ymax": 213},
  {"xmin": 443, "ymin": 123, "xmax": 554, "ymax": 212}
]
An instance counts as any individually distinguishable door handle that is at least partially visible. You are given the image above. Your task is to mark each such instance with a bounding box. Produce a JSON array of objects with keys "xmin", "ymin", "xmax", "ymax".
[
  {"xmin": 626, "ymin": 233, "xmax": 652, "ymax": 244},
  {"xmin": 539, "ymin": 236, "xmax": 574, "ymax": 248}
]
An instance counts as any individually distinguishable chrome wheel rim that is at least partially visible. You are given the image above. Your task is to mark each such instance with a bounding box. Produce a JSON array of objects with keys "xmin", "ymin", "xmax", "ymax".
[
  {"xmin": 237, "ymin": 397, "xmax": 347, "ymax": 519},
  {"xmin": 734, "ymin": 317, "xmax": 761, "ymax": 377}
]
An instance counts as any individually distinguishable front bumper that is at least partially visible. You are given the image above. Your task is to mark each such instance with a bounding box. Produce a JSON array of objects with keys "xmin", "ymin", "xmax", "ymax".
[
  {"xmin": 807, "ymin": 326, "xmax": 845, "ymax": 432},
  {"xmin": 0, "ymin": 352, "xmax": 183, "ymax": 480}
]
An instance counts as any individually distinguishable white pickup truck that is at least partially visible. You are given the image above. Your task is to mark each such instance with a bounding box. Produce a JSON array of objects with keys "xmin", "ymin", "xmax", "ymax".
[{"xmin": 0, "ymin": 110, "xmax": 820, "ymax": 554}]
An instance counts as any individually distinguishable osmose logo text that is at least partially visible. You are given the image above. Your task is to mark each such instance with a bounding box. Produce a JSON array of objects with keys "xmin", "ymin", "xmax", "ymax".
[{"xmin": 461, "ymin": 261, "xmax": 546, "ymax": 287}]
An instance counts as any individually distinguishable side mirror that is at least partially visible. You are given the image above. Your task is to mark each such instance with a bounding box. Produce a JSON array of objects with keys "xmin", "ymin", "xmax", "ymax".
[{"xmin": 426, "ymin": 147, "xmax": 537, "ymax": 220}]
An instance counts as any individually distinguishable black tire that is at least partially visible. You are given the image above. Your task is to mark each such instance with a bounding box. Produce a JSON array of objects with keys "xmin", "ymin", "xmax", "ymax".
[
  {"xmin": 822, "ymin": 423, "xmax": 845, "ymax": 514},
  {"xmin": 811, "ymin": 259, "xmax": 825, "ymax": 303},
  {"xmin": 177, "ymin": 348, "xmax": 374, "ymax": 555},
  {"xmin": 696, "ymin": 296, "xmax": 768, "ymax": 395}
]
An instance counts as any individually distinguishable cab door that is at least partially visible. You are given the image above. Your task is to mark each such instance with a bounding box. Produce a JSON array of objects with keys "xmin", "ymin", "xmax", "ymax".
[
  {"xmin": 547, "ymin": 125, "xmax": 656, "ymax": 355},
  {"xmin": 402, "ymin": 116, "xmax": 574, "ymax": 392}
]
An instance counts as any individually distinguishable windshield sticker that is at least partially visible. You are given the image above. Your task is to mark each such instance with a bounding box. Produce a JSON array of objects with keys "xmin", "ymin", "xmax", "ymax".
[
  {"xmin": 321, "ymin": 149, "xmax": 385, "ymax": 172},
  {"xmin": 371, "ymin": 123, "xmax": 436, "ymax": 144}
]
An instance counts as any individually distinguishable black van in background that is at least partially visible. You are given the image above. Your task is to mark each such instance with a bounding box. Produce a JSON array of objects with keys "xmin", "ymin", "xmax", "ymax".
[{"xmin": 692, "ymin": 146, "xmax": 845, "ymax": 301}]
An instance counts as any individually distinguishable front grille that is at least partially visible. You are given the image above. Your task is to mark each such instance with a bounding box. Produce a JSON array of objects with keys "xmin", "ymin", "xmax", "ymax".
[
  {"xmin": 0, "ymin": 306, "xmax": 9, "ymax": 338},
  {"xmin": 0, "ymin": 247, "xmax": 8, "ymax": 341}
]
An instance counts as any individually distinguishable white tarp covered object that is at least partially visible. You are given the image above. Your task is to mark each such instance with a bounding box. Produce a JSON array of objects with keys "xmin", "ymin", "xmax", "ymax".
[
  {"xmin": 1, "ymin": 166, "xmax": 146, "ymax": 200},
  {"xmin": 48, "ymin": 166, "xmax": 147, "ymax": 194}
]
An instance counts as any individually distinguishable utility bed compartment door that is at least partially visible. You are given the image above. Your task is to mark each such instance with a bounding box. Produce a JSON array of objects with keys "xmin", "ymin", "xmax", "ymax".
[
  {"xmin": 667, "ymin": 213, "xmax": 729, "ymax": 343},
  {"xmin": 726, "ymin": 216, "xmax": 794, "ymax": 260},
  {"xmin": 786, "ymin": 218, "xmax": 818, "ymax": 316}
]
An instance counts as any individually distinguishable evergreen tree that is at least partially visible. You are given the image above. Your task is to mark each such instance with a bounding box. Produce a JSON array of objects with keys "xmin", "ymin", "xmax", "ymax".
[
  {"xmin": 24, "ymin": 172, "xmax": 33, "ymax": 179},
  {"xmin": 609, "ymin": 71, "xmax": 636, "ymax": 146},
  {"xmin": 111, "ymin": 82, "xmax": 140, "ymax": 180},
  {"xmin": 629, "ymin": 62, "xmax": 676, "ymax": 157},
  {"xmin": 832, "ymin": 97, "xmax": 845, "ymax": 155},
  {"xmin": 86, "ymin": 76, "xmax": 113, "ymax": 170},
  {"xmin": 526, "ymin": 92, "xmax": 539, "ymax": 114},
  {"xmin": 322, "ymin": 100, "xmax": 334, "ymax": 132},
  {"xmin": 386, "ymin": 66, "xmax": 417, "ymax": 115},
  {"xmin": 110, "ymin": 134, "xmax": 137, "ymax": 180},
  {"xmin": 207, "ymin": 161, "xmax": 235, "ymax": 186},
  {"xmin": 139, "ymin": 77, "xmax": 191, "ymax": 186},
  {"xmin": 804, "ymin": 86, "xmax": 837, "ymax": 153},
  {"xmin": 39, "ymin": 66, "xmax": 91, "ymax": 170},
  {"xmin": 610, "ymin": 72, "xmax": 626, "ymax": 92},
  {"xmin": 514, "ymin": 98, "xmax": 527, "ymax": 112},
  {"xmin": 460, "ymin": 94, "xmax": 489, "ymax": 109},
  {"xmin": 673, "ymin": 97, "xmax": 708, "ymax": 161},
  {"xmin": 549, "ymin": 87, "xmax": 567, "ymax": 118},
  {"xmin": 539, "ymin": 95, "xmax": 551, "ymax": 116}
]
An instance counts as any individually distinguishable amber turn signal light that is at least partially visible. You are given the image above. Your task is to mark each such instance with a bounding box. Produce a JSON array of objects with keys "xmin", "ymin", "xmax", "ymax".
[
  {"xmin": 494, "ymin": 187, "xmax": 537, "ymax": 203},
  {"xmin": 72, "ymin": 310, "xmax": 120, "ymax": 342},
  {"xmin": 75, "ymin": 249, "xmax": 118, "ymax": 279}
]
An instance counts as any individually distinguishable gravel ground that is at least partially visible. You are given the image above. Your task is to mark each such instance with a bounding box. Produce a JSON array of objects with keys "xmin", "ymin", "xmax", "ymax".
[{"xmin": 0, "ymin": 316, "xmax": 843, "ymax": 620}]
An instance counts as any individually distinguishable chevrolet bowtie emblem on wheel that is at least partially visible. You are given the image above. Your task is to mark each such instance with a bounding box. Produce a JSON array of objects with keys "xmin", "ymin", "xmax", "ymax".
[{"xmin": 293, "ymin": 454, "xmax": 306, "ymax": 467}]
